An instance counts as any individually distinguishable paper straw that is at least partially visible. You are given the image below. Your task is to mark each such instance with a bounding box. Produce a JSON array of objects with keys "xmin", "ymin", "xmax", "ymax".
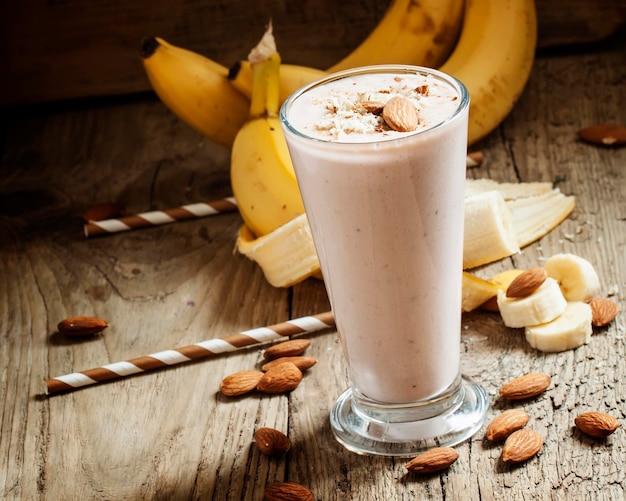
[
  {"xmin": 466, "ymin": 151, "xmax": 484, "ymax": 168},
  {"xmin": 45, "ymin": 311, "xmax": 335, "ymax": 395},
  {"xmin": 84, "ymin": 197, "xmax": 238, "ymax": 237}
]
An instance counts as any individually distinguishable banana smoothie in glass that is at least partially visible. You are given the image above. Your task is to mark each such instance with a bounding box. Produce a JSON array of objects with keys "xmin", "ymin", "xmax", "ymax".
[{"xmin": 280, "ymin": 66, "xmax": 488, "ymax": 456}]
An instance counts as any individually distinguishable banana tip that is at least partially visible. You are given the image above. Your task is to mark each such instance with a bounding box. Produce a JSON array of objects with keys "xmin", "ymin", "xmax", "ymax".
[
  {"xmin": 140, "ymin": 37, "xmax": 160, "ymax": 59},
  {"xmin": 227, "ymin": 60, "xmax": 242, "ymax": 81}
]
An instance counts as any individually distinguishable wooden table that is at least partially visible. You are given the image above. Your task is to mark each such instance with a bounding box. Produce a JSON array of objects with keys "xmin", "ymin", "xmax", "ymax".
[{"xmin": 1, "ymin": 26, "xmax": 625, "ymax": 501}]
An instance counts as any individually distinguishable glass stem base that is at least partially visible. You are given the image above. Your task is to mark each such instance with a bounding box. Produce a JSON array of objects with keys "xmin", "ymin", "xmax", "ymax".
[{"xmin": 330, "ymin": 375, "xmax": 488, "ymax": 457}]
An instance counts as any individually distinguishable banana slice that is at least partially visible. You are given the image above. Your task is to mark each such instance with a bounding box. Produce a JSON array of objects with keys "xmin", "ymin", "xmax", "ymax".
[
  {"xmin": 463, "ymin": 191, "xmax": 520, "ymax": 269},
  {"xmin": 544, "ymin": 253, "xmax": 600, "ymax": 302},
  {"xmin": 236, "ymin": 214, "xmax": 320, "ymax": 288},
  {"xmin": 497, "ymin": 277, "xmax": 567, "ymax": 328},
  {"xmin": 525, "ymin": 301, "xmax": 593, "ymax": 352}
]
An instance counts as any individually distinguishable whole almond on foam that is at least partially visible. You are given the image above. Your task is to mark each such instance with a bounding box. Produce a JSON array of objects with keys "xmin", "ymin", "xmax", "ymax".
[
  {"xmin": 254, "ymin": 427, "xmax": 291, "ymax": 456},
  {"xmin": 501, "ymin": 429, "xmax": 543, "ymax": 464},
  {"xmin": 257, "ymin": 362, "xmax": 303, "ymax": 393},
  {"xmin": 219, "ymin": 370, "xmax": 264, "ymax": 396},
  {"xmin": 405, "ymin": 447, "xmax": 459, "ymax": 474},
  {"xmin": 499, "ymin": 373, "xmax": 551, "ymax": 401},
  {"xmin": 382, "ymin": 96, "xmax": 419, "ymax": 132},
  {"xmin": 485, "ymin": 409, "xmax": 530, "ymax": 441},
  {"xmin": 57, "ymin": 316, "xmax": 109, "ymax": 336},
  {"xmin": 263, "ymin": 482, "xmax": 314, "ymax": 501},
  {"xmin": 575, "ymin": 411, "xmax": 620, "ymax": 438}
]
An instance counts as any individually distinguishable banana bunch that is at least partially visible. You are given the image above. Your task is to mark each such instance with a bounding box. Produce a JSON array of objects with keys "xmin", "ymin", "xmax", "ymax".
[{"xmin": 142, "ymin": 0, "xmax": 537, "ymax": 150}]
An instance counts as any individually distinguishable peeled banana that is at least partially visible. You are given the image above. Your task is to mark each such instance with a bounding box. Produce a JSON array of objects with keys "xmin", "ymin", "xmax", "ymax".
[
  {"xmin": 141, "ymin": 37, "xmax": 249, "ymax": 149},
  {"xmin": 229, "ymin": 24, "xmax": 305, "ymax": 238},
  {"xmin": 463, "ymin": 191, "xmax": 520, "ymax": 269}
]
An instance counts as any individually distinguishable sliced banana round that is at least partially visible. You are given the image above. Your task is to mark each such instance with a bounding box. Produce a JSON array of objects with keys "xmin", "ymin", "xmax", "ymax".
[
  {"xmin": 497, "ymin": 277, "xmax": 567, "ymax": 328},
  {"xmin": 236, "ymin": 213, "xmax": 320, "ymax": 288},
  {"xmin": 525, "ymin": 301, "xmax": 593, "ymax": 352},
  {"xmin": 544, "ymin": 253, "xmax": 600, "ymax": 302}
]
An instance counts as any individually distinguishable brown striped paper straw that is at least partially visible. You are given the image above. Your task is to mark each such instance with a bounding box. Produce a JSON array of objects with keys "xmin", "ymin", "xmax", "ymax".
[
  {"xmin": 84, "ymin": 197, "xmax": 238, "ymax": 237},
  {"xmin": 45, "ymin": 311, "xmax": 335, "ymax": 395}
]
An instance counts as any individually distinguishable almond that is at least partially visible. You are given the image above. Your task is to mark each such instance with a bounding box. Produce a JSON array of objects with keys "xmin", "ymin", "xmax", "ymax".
[
  {"xmin": 578, "ymin": 124, "xmax": 626, "ymax": 146},
  {"xmin": 405, "ymin": 447, "xmax": 459, "ymax": 474},
  {"xmin": 263, "ymin": 339, "xmax": 311, "ymax": 361},
  {"xmin": 485, "ymin": 409, "xmax": 530, "ymax": 441},
  {"xmin": 575, "ymin": 411, "xmax": 620, "ymax": 438},
  {"xmin": 263, "ymin": 482, "xmax": 314, "ymax": 501},
  {"xmin": 501, "ymin": 428, "xmax": 543, "ymax": 463},
  {"xmin": 57, "ymin": 316, "xmax": 109, "ymax": 336},
  {"xmin": 505, "ymin": 267, "xmax": 547, "ymax": 298},
  {"xmin": 254, "ymin": 427, "xmax": 291, "ymax": 456},
  {"xmin": 261, "ymin": 356, "xmax": 317, "ymax": 372},
  {"xmin": 219, "ymin": 370, "xmax": 264, "ymax": 396},
  {"xmin": 589, "ymin": 298, "xmax": 620, "ymax": 326},
  {"xmin": 257, "ymin": 362, "xmax": 303, "ymax": 393},
  {"xmin": 499, "ymin": 373, "xmax": 551, "ymax": 400},
  {"xmin": 360, "ymin": 100, "xmax": 385, "ymax": 115},
  {"xmin": 82, "ymin": 202, "xmax": 125, "ymax": 222},
  {"xmin": 382, "ymin": 96, "xmax": 419, "ymax": 132}
]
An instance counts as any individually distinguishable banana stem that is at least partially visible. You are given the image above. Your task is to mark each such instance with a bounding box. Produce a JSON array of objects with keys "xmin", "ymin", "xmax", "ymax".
[{"xmin": 248, "ymin": 23, "xmax": 281, "ymax": 118}]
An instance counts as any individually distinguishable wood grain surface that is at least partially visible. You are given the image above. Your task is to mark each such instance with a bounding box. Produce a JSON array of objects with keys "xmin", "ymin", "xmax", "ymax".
[{"xmin": 1, "ymin": 18, "xmax": 625, "ymax": 501}]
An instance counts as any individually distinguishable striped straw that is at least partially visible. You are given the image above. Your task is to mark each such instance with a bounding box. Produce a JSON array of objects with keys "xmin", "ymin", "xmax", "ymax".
[
  {"xmin": 84, "ymin": 197, "xmax": 238, "ymax": 237},
  {"xmin": 45, "ymin": 311, "xmax": 335, "ymax": 395}
]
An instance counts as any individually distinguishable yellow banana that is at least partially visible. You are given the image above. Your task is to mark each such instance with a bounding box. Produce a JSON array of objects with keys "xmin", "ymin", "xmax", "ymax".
[
  {"xmin": 228, "ymin": 61, "xmax": 326, "ymax": 105},
  {"xmin": 327, "ymin": 0, "xmax": 464, "ymax": 72},
  {"xmin": 439, "ymin": 0, "xmax": 538, "ymax": 145},
  {"xmin": 230, "ymin": 24, "xmax": 305, "ymax": 238},
  {"xmin": 141, "ymin": 37, "xmax": 249, "ymax": 149}
]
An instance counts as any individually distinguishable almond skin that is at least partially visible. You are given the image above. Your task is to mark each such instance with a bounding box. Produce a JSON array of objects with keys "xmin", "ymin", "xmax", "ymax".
[
  {"xmin": 575, "ymin": 411, "xmax": 620, "ymax": 438},
  {"xmin": 405, "ymin": 447, "xmax": 459, "ymax": 474},
  {"xmin": 263, "ymin": 339, "xmax": 311, "ymax": 361},
  {"xmin": 485, "ymin": 409, "xmax": 530, "ymax": 441},
  {"xmin": 257, "ymin": 362, "xmax": 303, "ymax": 393},
  {"xmin": 261, "ymin": 356, "xmax": 317, "ymax": 372},
  {"xmin": 578, "ymin": 124, "xmax": 626, "ymax": 146},
  {"xmin": 589, "ymin": 298, "xmax": 620, "ymax": 327},
  {"xmin": 501, "ymin": 429, "xmax": 543, "ymax": 464},
  {"xmin": 505, "ymin": 267, "xmax": 547, "ymax": 298},
  {"xmin": 263, "ymin": 482, "xmax": 313, "ymax": 501},
  {"xmin": 219, "ymin": 370, "xmax": 264, "ymax": 396},
  {"xmin": 382, "ymin": 96, "xmax": 419, "ymax": 132},
  {"xmin": 499, "ymin": 373, "xmax": 551, "ymax": 401},
  {"xmin": 57, "ymin": 316, "xmax": 109, "ymax": 336},
  {"xmin": 254, "ymin": 427, "xmax": 291, "ymax": 456}
]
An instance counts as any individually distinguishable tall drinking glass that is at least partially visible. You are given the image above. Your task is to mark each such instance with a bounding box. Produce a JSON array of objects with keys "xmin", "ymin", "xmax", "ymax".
[{"xmin": 280, "ymin": 66, "xmax": 488, "ymax": 456}]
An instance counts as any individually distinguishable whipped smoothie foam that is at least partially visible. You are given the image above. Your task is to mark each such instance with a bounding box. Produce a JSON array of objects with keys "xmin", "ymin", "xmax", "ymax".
[{"xmin": 281, "ymin": 68, "xmax": 469, "ymax": 404}]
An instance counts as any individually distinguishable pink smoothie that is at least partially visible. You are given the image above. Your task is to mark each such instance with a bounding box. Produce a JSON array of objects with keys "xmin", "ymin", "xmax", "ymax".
[{"xmin": 282, "ymin": 68, "xmax": 468, "ymax": 404}]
